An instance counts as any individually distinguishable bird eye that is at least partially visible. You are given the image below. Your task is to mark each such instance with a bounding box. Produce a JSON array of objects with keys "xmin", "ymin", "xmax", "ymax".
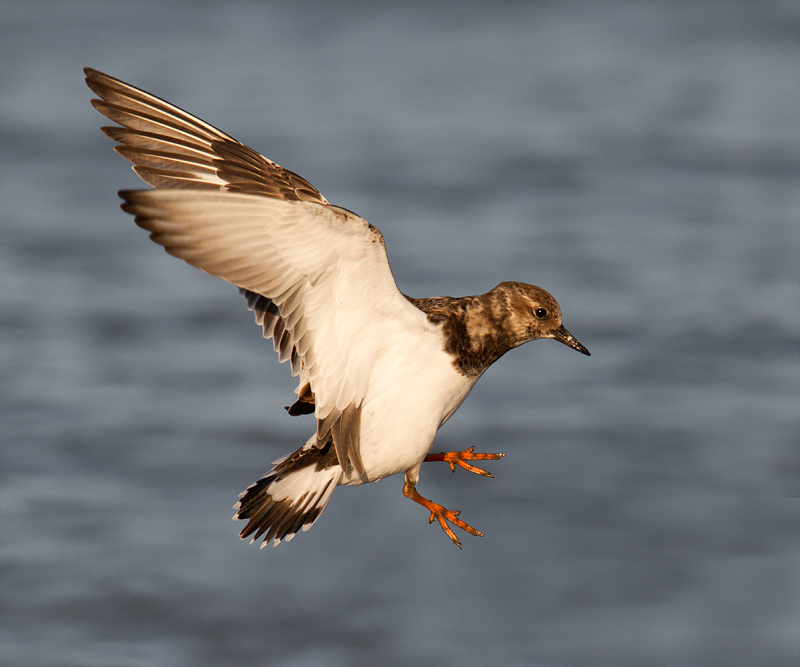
[{"xmin": 534, "ymin": 308, "xmax": 548, "ymax": 319}]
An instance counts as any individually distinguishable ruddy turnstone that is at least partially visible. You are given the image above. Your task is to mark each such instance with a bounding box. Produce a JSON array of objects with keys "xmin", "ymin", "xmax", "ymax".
[{"xmin": 86, "ymin": 67, "xmax": 590, "ymax": 549}]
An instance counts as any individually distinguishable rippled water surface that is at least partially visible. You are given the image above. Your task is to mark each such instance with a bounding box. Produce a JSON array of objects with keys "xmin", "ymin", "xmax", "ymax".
[{"xmin": 2, "ymin": 2, "xmax": 799, "ymax": 666}]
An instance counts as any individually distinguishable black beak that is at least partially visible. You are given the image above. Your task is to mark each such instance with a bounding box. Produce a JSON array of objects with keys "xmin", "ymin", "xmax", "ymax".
[{"xmin": 552, "ymin": 324, "xmax": 590, "ymax": 356}]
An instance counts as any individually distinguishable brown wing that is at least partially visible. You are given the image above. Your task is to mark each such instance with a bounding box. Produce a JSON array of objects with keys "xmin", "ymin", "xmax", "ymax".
[{"xmin": 85, "ymin": 67, "xmax": 328, "ymax": 203}]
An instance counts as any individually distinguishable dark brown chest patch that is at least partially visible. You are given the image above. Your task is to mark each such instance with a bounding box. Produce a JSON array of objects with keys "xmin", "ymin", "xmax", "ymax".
[{"xmin": 407, "ymin": 294, "xmax": 516, "ymax": 377}]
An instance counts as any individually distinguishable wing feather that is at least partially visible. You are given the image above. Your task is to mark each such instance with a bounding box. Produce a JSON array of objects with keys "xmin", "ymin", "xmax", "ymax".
[
  {"xmin": 85, "ymin": 67, "xmax": 329, "ymax": 203},
  {"xmin": 87, "ymin": 67, "xmax": 430, "ymax": 477},
  {"xmin": 120, "ymin": 189, "xmax": 426, "ymax": 476}
]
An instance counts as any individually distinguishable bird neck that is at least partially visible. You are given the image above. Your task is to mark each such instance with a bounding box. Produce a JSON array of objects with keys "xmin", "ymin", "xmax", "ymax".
[{"xmin": 410, "ymin": 292, "xmax": 522, "ymax": 377}]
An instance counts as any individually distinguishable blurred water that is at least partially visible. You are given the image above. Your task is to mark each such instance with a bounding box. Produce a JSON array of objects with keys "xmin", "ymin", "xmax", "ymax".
[{"xmin": 1, "ymin": 2, "xmax": 799, "ymax": 666}]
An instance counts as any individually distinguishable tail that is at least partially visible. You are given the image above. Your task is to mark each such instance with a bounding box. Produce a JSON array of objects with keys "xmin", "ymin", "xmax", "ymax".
[{"xmin": 233, "ymin": 436, "xmax": 342, "ymax": 547}]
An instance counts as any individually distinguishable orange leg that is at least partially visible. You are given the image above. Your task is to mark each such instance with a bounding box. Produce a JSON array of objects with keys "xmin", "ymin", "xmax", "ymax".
[
  {"xmin": 403, "ymin": 477, "xmax": 483, "ymax": 549},
  {"xmin": 424, "ymin": 446, "xmax": 505, "ymax": 477}
]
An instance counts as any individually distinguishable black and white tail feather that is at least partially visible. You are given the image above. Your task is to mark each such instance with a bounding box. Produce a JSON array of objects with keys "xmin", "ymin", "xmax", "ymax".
[
  {"xmin": 232, "ymin": 288, "xmax": 342, "ymax": 546},
  {"xmin": 234, "ymin": 436, "xmax": 343, "ymax": 547}
]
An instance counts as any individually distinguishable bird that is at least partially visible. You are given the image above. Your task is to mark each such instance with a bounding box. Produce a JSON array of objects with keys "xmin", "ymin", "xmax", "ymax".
[{"xmin": 85, "ymin": 67, "xmax": 590, "ymax": 549}]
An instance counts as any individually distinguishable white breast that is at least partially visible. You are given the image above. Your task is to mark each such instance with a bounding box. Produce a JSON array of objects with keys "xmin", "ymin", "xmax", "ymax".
[{"xmin": 340, "ymin": 328, "xmax": 478, "ymax": 485}]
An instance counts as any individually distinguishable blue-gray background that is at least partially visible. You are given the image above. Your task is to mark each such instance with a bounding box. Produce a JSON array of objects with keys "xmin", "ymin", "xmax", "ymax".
[{"xmin": 1, "ymin": 2, "xmax": 798, "ymax": 666}]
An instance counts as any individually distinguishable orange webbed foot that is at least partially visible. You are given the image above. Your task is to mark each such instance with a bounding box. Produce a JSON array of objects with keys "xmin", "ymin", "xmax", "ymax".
[
  {"xmin": 424, "ymin": 446, "xmax": 505, "ymax": 477},
  {"xmin": 403, "ymin": 479, "xmax": 483, "ymax": 549}
]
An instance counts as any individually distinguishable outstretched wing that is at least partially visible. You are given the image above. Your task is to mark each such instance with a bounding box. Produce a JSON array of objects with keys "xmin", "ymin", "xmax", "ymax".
[
  {"xmin": 87, "ymin": 68, "xmax": 428, "ymax": 477},
  {"xmin": 85, "ymin": 67, "xmax": 327, "ymax": 202}
]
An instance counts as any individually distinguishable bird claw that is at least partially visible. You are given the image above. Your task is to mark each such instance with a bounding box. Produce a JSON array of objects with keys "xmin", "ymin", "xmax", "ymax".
[
  {"xmin": 426, "ymin": 446, "xmax": 505, "ymax": 477},
  {"xmin": 426, "ymin": 502, "xmax": 483, "ymax": 548},
  {"xmin": 404, "ymin": 479, "xmax": 483, "ymax": 549}
]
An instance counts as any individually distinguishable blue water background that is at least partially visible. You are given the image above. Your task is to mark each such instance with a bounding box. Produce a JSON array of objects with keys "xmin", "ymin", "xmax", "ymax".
[{"xmin": 1, "ymin": 2, "xmax": 798, "ymax": 665}]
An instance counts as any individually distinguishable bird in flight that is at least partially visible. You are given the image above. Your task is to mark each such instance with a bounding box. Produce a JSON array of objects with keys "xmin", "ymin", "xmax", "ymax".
[{"xmin": 86, "ymin": 67, "xmax": 590, "ymax": 549}]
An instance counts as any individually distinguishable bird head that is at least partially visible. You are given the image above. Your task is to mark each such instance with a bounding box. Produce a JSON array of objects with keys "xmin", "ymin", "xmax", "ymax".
[{"xmin": 494, "ymin": 281, "xmax": 590, "ymax": 356}]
